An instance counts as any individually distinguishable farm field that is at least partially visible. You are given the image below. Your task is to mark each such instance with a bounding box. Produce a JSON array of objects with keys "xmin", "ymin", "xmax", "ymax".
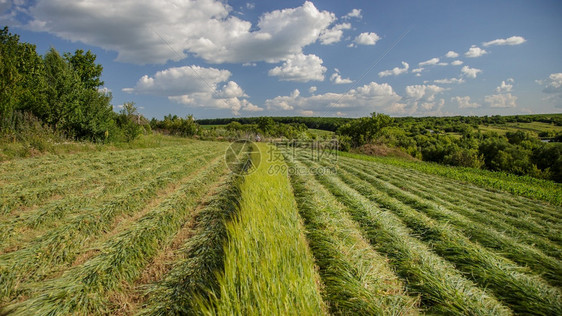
[
  {"xmin": 0, "ymin": 139, "xmax": 561, "ymax": 315},
  {"xmin": 478, "ymin": 121, "xmax": 562, "ymax": 136}
]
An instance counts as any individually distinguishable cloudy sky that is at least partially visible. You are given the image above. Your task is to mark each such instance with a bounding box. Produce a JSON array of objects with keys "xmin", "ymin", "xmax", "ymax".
[{"xmin": 2, "ymin": 0, "xmax": 561, "ymax": 119}]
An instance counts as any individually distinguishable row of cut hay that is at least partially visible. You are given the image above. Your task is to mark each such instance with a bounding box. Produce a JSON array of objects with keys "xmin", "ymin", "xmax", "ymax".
[
  {"xmin": 337, "ymin": 160, "xmax": 562, "ymax": 287},
  {"xmin": 138, "ymin": 151, "xmax": 250, "ymax": 315},
  {"xmin": 336, "ymin": 150, "xmax": 562, "ymax": 206},
  {"xmin": 294, "ymin": 154, "xmax": 510, "ymax": 315},
  {"xmin": 0, "ymin": 145, "xmax": 207, "ymax": 216},
  {"xmin": 345, "ymin": 159, "xmax": 562, "ymax": 260},
  {"xmin": 286, "ymin": 156, "xmax": 419, "ymax": 315},
  {"xmin": 0, "ymin": 147, "xmax": 208, "ymax": 251},
  {"xmin": 331, "ymin": 163, "xmax": 561, "ymax": 315},
  {"xmin": 1, "ymin": 154, "xmax": 227, "ymax": 315},
  {"xmin": 0, "ymin": 148, "xmax": 224, "ymax": 302},
  {"xmin": 199, "ymin": 144, "xmax": 327, "ymax": 315},
  {"xmin": 341, "ymin": 156, "xmax": 562, "ymax": 226},
  {"xmin": 0, "ymin": 144, "xmax": 170, "ymax": 188}
]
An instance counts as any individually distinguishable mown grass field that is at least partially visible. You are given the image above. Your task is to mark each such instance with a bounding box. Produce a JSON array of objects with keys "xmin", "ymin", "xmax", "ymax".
[{"xmin": 0, "ymin": 138, "xmax": 560, "ymax": 315}]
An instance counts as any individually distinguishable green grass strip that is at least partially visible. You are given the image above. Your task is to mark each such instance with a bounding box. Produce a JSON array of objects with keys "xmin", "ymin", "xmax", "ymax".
[{"xmin": 200, "ymin": 144, "xmax": 327, "ymax": 315}]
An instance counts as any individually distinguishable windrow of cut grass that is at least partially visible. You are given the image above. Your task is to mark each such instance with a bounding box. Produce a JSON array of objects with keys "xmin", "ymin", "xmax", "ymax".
[
  {"xmin": 338, "ymin": 151, "xmax": 562, "ymax": 206},
  {"xmin": 285, "ymin": 156, "xmax": 419, "ymax": 315},
  {"xmin": 336, "ymin": 159, "xmax": 562, "ymax": 287},
  {"xmin": 199, "ymin": 144, "xmax": 327, "ymax": 315},
  {"xmin": 138, "ymin": 155, "xmax": 249, "ymax": 315},
  {"xmin": 2, "ymin": 153, "xmax": 228, "ymax": 315},
  {"xmin": 0, "ymin": 147, "xmax": 210, "ymax": 252},
  {"xmin": 330, "ymin": 162, "xmax": 561, "ymax": 315},
  {"xmin": 0, "ymin": 146, "xmax": 225, "ymax": 303},
  {"xmin": 293, "ymin": 153, "xmax": 510, "ymax": 315},
  {"xmin": 0, "ymin": 145, "xmax": 153, "ymax": 188},
  {"xmin": 346, "ymin": 159, "xmax": 562, "ymax": 260},
  {"xmin": 342, "ymin": 156, "xmax": 562, "ymax": 226},
  {"xmin": 0, "ymin": 146, "xmax": 203, "ymax": 216}
]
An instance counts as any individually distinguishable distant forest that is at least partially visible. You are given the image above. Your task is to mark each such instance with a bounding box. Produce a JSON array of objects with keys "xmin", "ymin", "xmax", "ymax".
[{"xmin": 197, "ymin": 114, "xmax": 562, "ymax": 132}]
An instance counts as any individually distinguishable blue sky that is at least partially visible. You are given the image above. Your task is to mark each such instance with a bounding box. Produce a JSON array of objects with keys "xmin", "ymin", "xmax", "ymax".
[{"xmin": 1, "ymin": 0, "xmax": 561, "ymax": 119}]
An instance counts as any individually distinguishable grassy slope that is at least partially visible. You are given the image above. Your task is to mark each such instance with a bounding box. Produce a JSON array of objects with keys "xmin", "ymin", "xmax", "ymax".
[
  {"xmin": 338, "ymin": 151, "xmax": 562, "ymax": 206},
  {"xmin": 202, "ymin": 144, "xmax": 326, "ymax": 315}
]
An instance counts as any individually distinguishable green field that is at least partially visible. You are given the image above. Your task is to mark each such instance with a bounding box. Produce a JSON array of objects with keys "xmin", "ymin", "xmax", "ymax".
[
  {"xmin": 1, "ymin": 139, "xmax": 560, "ymax": 315},
  {"xmin": 479, "ymin": 121, "xmax": 562, "ymax": 136}
]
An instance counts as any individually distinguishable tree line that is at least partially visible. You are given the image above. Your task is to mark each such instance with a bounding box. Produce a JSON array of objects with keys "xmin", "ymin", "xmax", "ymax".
[
  {"xmin": 0, "ymin": 27, "xmax": 147, "ymax": 143},
  {"xmin": 337, "ymin": 113, "xmax": 562, "ymax": 182}
]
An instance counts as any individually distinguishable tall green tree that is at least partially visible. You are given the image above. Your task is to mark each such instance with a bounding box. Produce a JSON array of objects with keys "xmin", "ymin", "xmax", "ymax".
[
  {"xmin": 0, "ymin": 27, "xmax": 46, "ymax": 132},
  {"xmin": 64, "ymin": 49, "xmax": 104, "ymax": 90}
]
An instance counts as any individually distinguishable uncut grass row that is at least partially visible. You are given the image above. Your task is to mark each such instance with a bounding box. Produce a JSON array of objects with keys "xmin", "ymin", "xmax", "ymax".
[
  {"xmin": 0, "ymin": 146, "xmax": 208, "ymax": 215},
  {"xmin": 338, "ymin": 161, "xmax": 562, "ymax": 288},
  {"xmin": 337, "ymin": 151, "xmax": 562, "ymax": 205},
  {"xmin": 139, "ymin": 153, "xmax": 250, "ymax": 315},
  {"xmin": 199, "ymin": 145, "xmax": 327, "ymax": 315},
  {"xmin": 0, "ymin": 149, "xmax": 217, "ymax": 254},
  {"xmin": 0, "ymin": 149, "xmax": 224, "ymax": 302},
  {"xmin": 330, "ymin": 163, "xmax": 561, "ymax": 315},
  {"xmin": 342, "ymin": 155, "xmax": 562, "ymax": 223},
  {"xmin": 293, "ymin": 155, "xmax": 510, "ymax": 315},
  {"xmin": 344, "ymin": 160, "xmax": 562, "ymax": 260},
  {"xmin": 286, "ymin": 157, "xmax": 418, "ymax": 315},
  {"xmin": 1, "ymin": 154, "xmax": 228, "ymax": 315}
]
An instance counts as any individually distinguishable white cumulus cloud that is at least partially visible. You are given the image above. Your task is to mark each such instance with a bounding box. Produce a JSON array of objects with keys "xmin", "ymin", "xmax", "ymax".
[
  {"xmin": 354, "ymin": 32, "xmax": 381, "ymax": 45},
  {"xmin": 445, "ymin": 51, "xmax": 459, "ymax": 58},
  {"xmin": 343, "ymin": 8, "xmax": 362, "ymax": 19},
  {"xmin": 496, "ymin": 80, "xmax": 513, "ymax": 93},
  {"xmin": 265, "ymin": 82, "xmax": 402, "ymax": 115},
  {"xmin": 485, "ymin": 93, "xmax": 517, "ymax": 108},
  {"xmin": 451, "ymin": 60, "xmax": 464, "ymax": 66},
  {"xmin": 309, "ymin": 86, "xmax": 317, "ymax": 94},
  {"xmin": 537, "ymin": 73, "xmax": 562, "ymax": 108},
  {"xmin": 123, "ymin": 65, "xmax": 260, "ymax": 115},
  {"xmin": 483, "ymin": 36, "xmax": 526, "ymax": 47},
  {"xmin": 378, "ymin": 61, "xmax": 409, "ymax": 77},
  {"xmin": 461, "ymin": 65, "xmax": 482, "ymax": 79},
  {"xmin": 465, "ymin": 45, "xmax": 488, "ymax": 58},
  {"xmin": 268, "ymin": 53, "xmax": 326, "ymax": 82},
  {"xmin": 434, "ymin": 78, "xmax": 465, "ymax": 84},
  {"xmin": 404, "ymin": 84, "xmax": 446, "ymax": 113},
  {"xmin": 330, "ymin": 69, "xmax": 353, "ymax": 84},
  {"xmin": 419, "ymin": 57, "xmax": 440, "ymax": 66},
  {"xmin": 21, "ymin": 0, "xmax": 335, "ymax": 64},
  {"xmin": 452, "ymin": 96, "xmax": 480, "ymax": 108},
  {"xmin": 319, "ymin": 22, "xmax": 351, "ymax": 45}
]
